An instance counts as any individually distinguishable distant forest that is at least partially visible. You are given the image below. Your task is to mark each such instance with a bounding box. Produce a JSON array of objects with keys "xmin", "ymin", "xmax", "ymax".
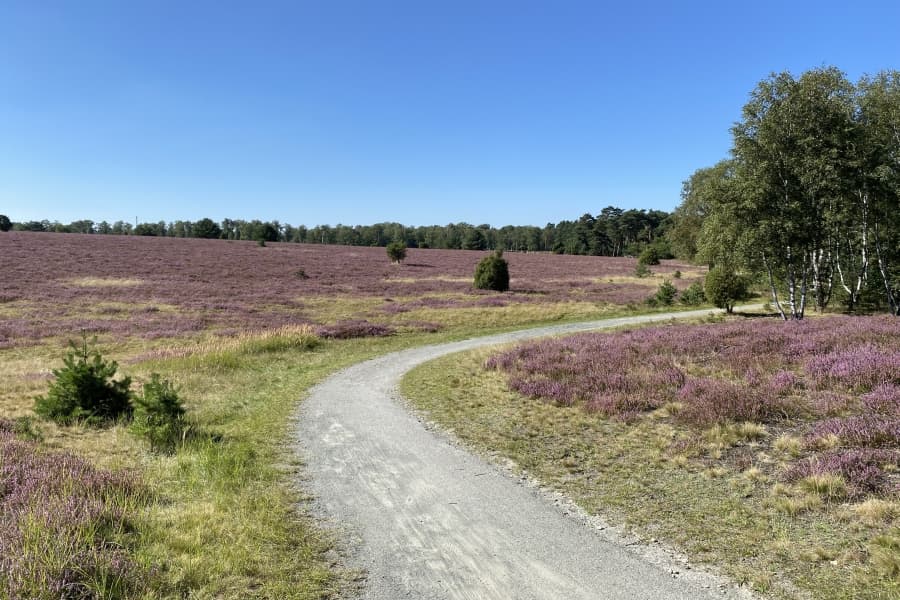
[{"xmin": 0, "ymin": 207, "xmax": 673, "ymax": 257}]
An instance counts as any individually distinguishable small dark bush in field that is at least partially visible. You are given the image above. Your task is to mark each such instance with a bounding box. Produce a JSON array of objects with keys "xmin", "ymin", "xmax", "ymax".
[
  {"xmin": 386, "ymin": 241, "xmax": 407, "ymax": 264},
  {"xmin": 315, "ymin": 320, "xmax": 396, "ymax": 339},
  {"xmin": 257, "ymin": 239, "xmax": 266, "ymax": 247},
  {"xmin": 673, "ymin": 270, "xmax": 682, "ymax": 279},
  {"xmin": 34, "ymin": 336, "xmax": 133, "ymax": 426},
  {"xmin": 655, "ymin": 280, "xmax": 678, "ymax": 306},
  {"xmin": 131, "ymin": 373, "xmax": 187, "ymax": 453},
  {"xmin": 295, "ymin": 268, "xmax": 310, "ymax": 279},
  {"xmin": 704, "ymin": 266, "xmax": 748, "ymax": 313},
  {"xmin": 634, "ymin": 262, "xmax": 651, "ymax": 278},
  {"xmin": 679, "ymin": 281, "xmax": 706, "ymax": 305},
  {"xmin": 474, "ymin": 250, "xmax": 510, "ymax": 292},
  {"xmin": 0, "ymin": 214, "xmax": 11, "ymax": 231},
  {"xmin": 638, "ymin": 246, "xmax": 661, "ymax": 266}
]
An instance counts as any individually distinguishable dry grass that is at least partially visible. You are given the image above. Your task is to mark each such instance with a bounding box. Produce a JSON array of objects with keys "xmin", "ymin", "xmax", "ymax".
[
  {"xmin": 773, "ymin": 434, "xmax": 804, "ymax": 457},
  {"xmin": 66, "ymin": 277, "xmax": 144, "ymax": 287},
  {"xmin": 136, "ymin": 324, "xmax": 320, "ymax": 362},
  {"xmin": 798, "ymin": 474, "xmax": 848, "ymax": 501},
  {"xmin": 851, "ymin": 499, "xmax": 900, "ymax": 525}
]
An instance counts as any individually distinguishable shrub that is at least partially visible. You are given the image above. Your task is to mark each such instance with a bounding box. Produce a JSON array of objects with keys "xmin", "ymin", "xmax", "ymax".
[
  {"xmin": 0, "ymin": 214, "xmax": 11, "ymax": 232},
  {"xmin": 638, "ymin": 246, "xmax": 661, "ymax": 266},
  {"xmin": 386, "ymin": 241, "xmax": 407, "ymax": 263},
  {"xmin": 474, "ymin": 250, "xmax": 510, "ymax": 292},
  {"xmin": 679, "ymin": 281, "xmax": 706, "ymax": 305},
  {"xmin": 34, "ymin": 336, "xmax": 133, "ymax": 426},
  {"xmin": 704, "ymin": 266, "xmax": 748, "ymax": 313},
  {"xmin": 673, "ymin": 270, "xmax": 682, "ymax": 279},
  {"xmin": 655, "ymin": 279, "xmax": 678, "ymax": 306},
  {"xmin": 634, "ymin": 262, "xmax": 651, "ymax": 278},
  {"xmin": 131, "ymin": 373, "xmax": 187, "ymax": 453},
  {"xmin": 315, "ymin": 320, "xmax": 395, "ymax": 339}
]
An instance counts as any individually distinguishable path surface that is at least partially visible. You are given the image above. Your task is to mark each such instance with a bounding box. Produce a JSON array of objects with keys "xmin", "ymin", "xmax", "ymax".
[{"xmin": 296, "ymin": 308, "xmax": 761, "ymax": 600}]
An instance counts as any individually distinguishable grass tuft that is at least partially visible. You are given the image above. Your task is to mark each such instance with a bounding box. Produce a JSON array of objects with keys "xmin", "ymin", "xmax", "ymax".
[
  {"xmin": 798, "ymin": 473, "xmax": 848, "ymax": 501},
  {"xmin": 852, "ymin": 499, "xmax": 900, "ymax": 526}
]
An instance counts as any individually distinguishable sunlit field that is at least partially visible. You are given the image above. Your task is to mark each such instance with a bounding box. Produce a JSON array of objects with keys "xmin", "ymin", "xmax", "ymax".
[
  {"xmin": 0, "ymin": 231, "xmax": 702, "ymax": 598},
  {"xmin": 1, "ymin": 231, "xmax": 701, "ymax": 349},
  {"xmin": 403, "ymin": 316, "xmax": 900, "ymax": 599}
]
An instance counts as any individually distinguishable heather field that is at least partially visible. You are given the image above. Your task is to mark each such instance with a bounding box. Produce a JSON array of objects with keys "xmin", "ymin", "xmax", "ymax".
[
  {"xmin": 0, "ymin": 231, "xmax": 704, "ymax": 598},
  {"xmin": 403, "ymin": 315, "xmax": 900, "ymax": 599},
  {"xmin": 0, "ymin": 231, "xmax": 700, "ymax": 349}
]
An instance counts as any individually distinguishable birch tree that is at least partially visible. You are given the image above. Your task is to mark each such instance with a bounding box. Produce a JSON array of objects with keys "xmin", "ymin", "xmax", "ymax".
[{"xmin": 730, "ymin": 68, "xmax": 857, "ymax": 319}]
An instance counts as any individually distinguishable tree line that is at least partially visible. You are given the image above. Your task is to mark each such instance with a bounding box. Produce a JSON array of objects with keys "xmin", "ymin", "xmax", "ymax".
[
  {"xmin": 668, "ymin": 66, "xmax": 900, "ymax": 318},
  {"xmin": 0, "ymin": 208, "xmax": 673, "ymax": 257}
]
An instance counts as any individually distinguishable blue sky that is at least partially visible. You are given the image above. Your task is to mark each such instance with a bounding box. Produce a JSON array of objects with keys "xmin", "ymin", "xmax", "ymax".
[{"xmin": 1, "ymin": 1, "xmax": 898, "ymax": 227}]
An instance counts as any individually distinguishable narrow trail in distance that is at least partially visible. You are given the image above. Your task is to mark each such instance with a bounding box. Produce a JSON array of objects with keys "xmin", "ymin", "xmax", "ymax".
[{"xmin": 296, "ymin": 308, "xmax": 762, "ymax": 600}]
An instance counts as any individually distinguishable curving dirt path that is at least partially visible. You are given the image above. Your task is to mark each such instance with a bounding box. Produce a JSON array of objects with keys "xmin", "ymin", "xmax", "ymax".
[{"xmin": 296, "ymin": 308, "xmax": 761, "ymax": 600}]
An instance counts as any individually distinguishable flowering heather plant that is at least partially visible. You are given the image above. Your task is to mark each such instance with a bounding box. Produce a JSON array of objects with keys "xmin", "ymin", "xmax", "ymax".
[
  {"xmin": 676, "ymin": 377, "xmax": 790, "ymax": 426},
  {"xmin": 768, "ymin": 370, "xmax": 802, "ymax": 396},
  {"xmin": 486, "ymin": 316, "xmax": 900, "ymax": 433},
  {"xmin": 810, "ymin": 391, "xmax": 858, "ymax": 417},
  {"xmin": 805, "ymin": 345, "xmax": 900, "ymax": 392},
  {"xmin": 807, "ymin": 416, "xmax": 900, "ymax": 449},
  {"xmin": 0, "ymin": 420, "xmax": 150, "ymax": 598},
  {"xmin": 862, "ymin": 384, "xmax": 900, "ymax": 416},
  {"xmin": 784, "ymin": 449, "xmax": 899, "ymax": 497}
]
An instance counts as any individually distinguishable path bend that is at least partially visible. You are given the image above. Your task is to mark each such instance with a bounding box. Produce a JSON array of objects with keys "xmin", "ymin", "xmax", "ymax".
[{"xmin": 295, "ymin": 308, "xmax": 761, "ymax": 600}]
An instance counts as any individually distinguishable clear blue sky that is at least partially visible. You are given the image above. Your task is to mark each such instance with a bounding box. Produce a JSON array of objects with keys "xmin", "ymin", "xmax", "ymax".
[{"xmin": 2, "ymin": 1, "xmax": 898, "ymax": 227}]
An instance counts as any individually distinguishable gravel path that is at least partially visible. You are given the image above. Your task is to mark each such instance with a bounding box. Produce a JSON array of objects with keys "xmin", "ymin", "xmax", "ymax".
[{"xmin": 295, "ymin": 308, "xmax": 762, "ymax": 600}]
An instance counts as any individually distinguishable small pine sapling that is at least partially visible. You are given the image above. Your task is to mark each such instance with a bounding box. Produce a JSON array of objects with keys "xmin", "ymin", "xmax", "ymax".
[
  {"xmin": 34, "ymin": 335, "xmax": 133, "ymax": 426},
  {"xmin": 131, "ymin": 373, "xmax": 187, "ymax": 453},
  {"xmin": 655, "ymin": 279, "xmax": 678, "ymax": 306}
]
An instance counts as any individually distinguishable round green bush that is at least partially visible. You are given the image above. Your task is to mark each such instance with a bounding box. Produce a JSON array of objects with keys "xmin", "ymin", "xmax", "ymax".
[
  {"xmin": 386, "ymin": 241, "xmax": 407, "ymax": 263},
  {"xmin": 474, "ymin": 250, "xmax": 510, "ymax": 292},
  {"xmin": 655, "ymin": 279, "xmax": 678, "ymax": 306},
  {"xmin": 638, "ymin": 246, "xmax": 661, "ymax": 266},
  {"xmin": 704, "ymin": 266, "xmax": 749, "ymax": 313},
  {"xmin": 679, "ymin": 281, "xmax": 706, "ymax": 305}
]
